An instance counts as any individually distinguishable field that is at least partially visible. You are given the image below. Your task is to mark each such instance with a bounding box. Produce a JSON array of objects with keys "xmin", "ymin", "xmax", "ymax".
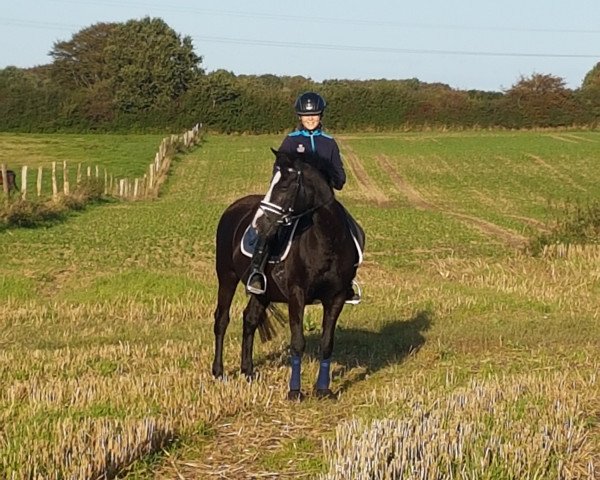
[{"xmin": 0, "ymin": 130, "xmax": 599, "ymax": 479}]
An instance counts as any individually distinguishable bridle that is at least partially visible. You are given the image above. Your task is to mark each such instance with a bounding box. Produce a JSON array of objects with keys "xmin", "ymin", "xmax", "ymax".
[{"xmin": 259, "ymin": 166, "xmax": 334, "ymax": 227}]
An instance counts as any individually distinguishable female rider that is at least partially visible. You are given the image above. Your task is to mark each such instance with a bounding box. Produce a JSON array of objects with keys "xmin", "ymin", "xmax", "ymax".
[{"xmin": 246, "ymin": 92, "xmax": 358, "ymax": 302}]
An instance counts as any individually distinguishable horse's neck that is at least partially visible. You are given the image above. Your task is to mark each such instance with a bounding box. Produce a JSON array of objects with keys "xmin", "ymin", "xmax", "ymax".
[{"xmin": 312, "ymin": 200, "xmax": 343, "ymax": 229}]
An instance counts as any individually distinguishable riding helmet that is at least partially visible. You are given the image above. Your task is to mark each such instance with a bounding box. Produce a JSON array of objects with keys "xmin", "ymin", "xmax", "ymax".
[{"xmin": 294, "ymin": 92, "xmax": 326, "ymax": 116}]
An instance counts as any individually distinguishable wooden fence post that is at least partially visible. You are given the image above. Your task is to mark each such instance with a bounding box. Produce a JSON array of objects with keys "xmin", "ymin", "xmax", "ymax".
[
  {"xmin": 1, "ymin": 164, "xmax": 8, "ymax": 200},
  {"xmin": 77, "ymin": 163, "xmax": 82, "ymax": 185},
  {"xmin": 52, "ymin": 162, "xmax": 58, "ymax": 200},
  {"xmin": 148, "ymin": 163, "xmax": 155, "ymax": 192},
  {"xmin": 37, "ymin": 166, "xmax": 43, "ymax": 197},
  {"xmin": 21, "ymin": 165, "xmax": 28, "ymax": 200},
  {"xmin": 63, "ymin": 161, "xmax": 70, "ymax": 195}
]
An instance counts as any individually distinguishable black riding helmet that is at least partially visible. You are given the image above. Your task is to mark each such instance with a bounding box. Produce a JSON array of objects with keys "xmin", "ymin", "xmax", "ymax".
[{"xmin": 294, "ymin": 92, "xmax": 326, "ymax": 116}]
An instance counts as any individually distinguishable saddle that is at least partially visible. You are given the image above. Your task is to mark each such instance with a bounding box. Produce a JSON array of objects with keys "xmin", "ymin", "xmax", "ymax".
[
  {"xmin": 240, "ymin": 207, "xmax": 364, "ymax": 266},
  {"xmin": 241, "ymin": 219, "xmax": 301, "ymax": 263}
]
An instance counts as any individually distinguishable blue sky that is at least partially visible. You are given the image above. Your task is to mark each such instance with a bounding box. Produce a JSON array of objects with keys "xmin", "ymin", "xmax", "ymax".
[{"xmin": 1, "ymin": 0, "xmax": 599, "ymax": 92}]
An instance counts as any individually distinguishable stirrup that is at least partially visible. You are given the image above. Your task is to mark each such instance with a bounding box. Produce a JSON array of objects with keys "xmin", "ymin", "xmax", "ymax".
[
  {"xmin": 345, "ymin": 279, "xmax": 362, "ymax": 305},
  {"xmin": 246, "ymin": 271, "xmax": 267, "ymax": 295}
]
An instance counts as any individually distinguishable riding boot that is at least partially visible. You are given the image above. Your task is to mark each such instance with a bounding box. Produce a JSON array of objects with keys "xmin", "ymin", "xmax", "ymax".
[{"xmin": 247, "ymin": 234, "xmax": 270, "ymax": 294}]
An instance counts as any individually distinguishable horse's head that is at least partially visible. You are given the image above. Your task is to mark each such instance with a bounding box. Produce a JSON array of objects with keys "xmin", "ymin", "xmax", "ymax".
[{"xmin": 254, "ymin": 149, "xmax": 334, "ymax": 236}]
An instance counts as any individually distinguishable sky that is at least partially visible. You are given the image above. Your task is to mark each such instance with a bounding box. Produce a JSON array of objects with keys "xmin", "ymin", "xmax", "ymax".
[{"xmin": 1, "ymin": 0, "xmax": 599, "ymax": 92}]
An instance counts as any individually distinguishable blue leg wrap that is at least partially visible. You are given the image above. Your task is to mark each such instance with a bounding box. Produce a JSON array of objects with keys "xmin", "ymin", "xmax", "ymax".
[
  {"xmin": 316, "ymin": 358, "xmax": 331, "ymax": 391},
  {"xmin": 290, "ymin": 355, "xmax": 302, "ymax": 391}
]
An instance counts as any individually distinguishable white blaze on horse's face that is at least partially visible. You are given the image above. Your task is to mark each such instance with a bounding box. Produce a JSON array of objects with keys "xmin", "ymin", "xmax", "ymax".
[
  {"xmin": 252, "ymin": 169, "xmax": 282, "ymax": 228},
  {"xmin": 264, "ymin": 169, "xmax": 282, "ymax": 204}
]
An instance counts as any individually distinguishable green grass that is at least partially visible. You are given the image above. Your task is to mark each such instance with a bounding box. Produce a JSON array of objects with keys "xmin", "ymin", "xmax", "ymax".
[
  {"xmin": 0, "ymin": 132, "xmax": 165, "ymax": 199},
  {"xmin": 0, "ymin": 130, "xmax": 599, "ymax": 479}
]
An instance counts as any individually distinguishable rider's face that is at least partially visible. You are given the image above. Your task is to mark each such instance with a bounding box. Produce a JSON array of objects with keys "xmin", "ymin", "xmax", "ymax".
[{"xmin": 299, "ymin": 115, "xmax": 321, "ymax": 131}]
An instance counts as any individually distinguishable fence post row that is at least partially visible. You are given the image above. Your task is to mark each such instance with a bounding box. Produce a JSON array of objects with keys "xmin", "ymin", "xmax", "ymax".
[{"xmin": 1, "ymin": 124, "xmax": 202, "ymax": 203}]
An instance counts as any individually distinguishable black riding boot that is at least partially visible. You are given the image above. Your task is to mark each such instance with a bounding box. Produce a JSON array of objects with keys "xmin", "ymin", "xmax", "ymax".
[{"xmin": 246, "ymin": 234, "xmax": 270, "ymax": 294}]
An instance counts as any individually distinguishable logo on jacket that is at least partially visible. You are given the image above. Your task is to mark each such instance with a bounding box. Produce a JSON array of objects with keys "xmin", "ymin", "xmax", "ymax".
[{"xmin": 296, "ymin": 144, "xmax": 305, "ymax": 153}]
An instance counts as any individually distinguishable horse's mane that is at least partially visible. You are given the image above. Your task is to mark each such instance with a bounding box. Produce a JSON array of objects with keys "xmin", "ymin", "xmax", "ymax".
[{"xmin": 273, "ymin": 150, "xmax": 333, "ymax": 187}]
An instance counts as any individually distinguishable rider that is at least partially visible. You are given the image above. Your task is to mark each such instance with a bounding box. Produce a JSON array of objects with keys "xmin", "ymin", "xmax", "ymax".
[{"xmin": 246, "ymin": 92, "xmax": 348, "ymax": 295}]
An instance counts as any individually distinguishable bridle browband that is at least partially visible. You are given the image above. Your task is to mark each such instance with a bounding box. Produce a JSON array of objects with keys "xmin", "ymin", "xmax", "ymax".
[{"xmin": 259, "ymin": 165, "xmax": 334, "ymax": 226}]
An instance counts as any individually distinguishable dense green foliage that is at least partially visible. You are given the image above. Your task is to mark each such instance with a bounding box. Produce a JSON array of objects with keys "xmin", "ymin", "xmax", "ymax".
[{"xmin": 1, "ymin": 17, "xmax": 599, "ymax": 133}]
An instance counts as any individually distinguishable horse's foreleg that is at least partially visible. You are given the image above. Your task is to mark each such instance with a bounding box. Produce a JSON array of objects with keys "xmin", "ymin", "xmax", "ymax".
[
  {"xmin": 287, "ymin": 287, "xmax": 306, "ymax": 400},
  {"xmin": 212, "ymin": 273, "xmax": 237, "ymax": 378},
  {"xmin": 316, "ymin": 295, "xmax": 346, "ymax": 397},
  {"xmin": 241, "ymin": 295, "xmax": 268, "ymax": 379}
]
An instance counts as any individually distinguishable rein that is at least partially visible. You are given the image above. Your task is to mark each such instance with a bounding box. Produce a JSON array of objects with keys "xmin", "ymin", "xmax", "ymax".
[
  {"xmin": 259, "ymin": 166, "xmax": 334, "ymax": 227},
  {"xmin": 279, "ymin": 196, "xmax": 334, "ymax": 225}
]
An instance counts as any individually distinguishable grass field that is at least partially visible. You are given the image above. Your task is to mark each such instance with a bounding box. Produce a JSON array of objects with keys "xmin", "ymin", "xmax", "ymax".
[{"xmin": 0, "ymin": 131, "xmax": 599, "ymax": 479}]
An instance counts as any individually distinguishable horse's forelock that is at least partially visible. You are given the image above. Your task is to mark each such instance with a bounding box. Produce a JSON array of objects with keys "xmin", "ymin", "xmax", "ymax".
[{"xmin": 274, "ymin": 150, "xmax": 294, "ymax": 170}]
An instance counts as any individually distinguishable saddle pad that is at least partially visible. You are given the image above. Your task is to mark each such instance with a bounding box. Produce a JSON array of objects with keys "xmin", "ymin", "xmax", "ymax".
[
  {"xmin": 344, "ymin": 212, "xmax": 365, "ymax": 266},
  {"xmin": 241, "ymin": 220, "xmax": 300, "ymax": 263},
  {"xmin": 241, "ymin": 215, "xmax": 364, "ymax": 266}
]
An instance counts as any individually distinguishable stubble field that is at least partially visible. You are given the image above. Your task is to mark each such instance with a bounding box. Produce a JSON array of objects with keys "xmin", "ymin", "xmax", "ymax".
[{"xmin": 0, "ymin": 130, "xmax": 599, "ymax": 479}]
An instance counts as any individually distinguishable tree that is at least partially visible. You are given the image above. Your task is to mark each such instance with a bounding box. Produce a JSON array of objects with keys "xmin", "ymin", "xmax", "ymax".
[
  {"xmin": 582, "ymin": 62, "xmax": 600, "ymax": 90},
  {"xmin": 578, "ymin": 62, "xmax": 600, "ymax": 123},
  {"xmin": 106, "ymin": 17, "xmax": 203, "ymax": 113},
  {"xmin": 49, "ymin": 22, "xmax": 119, "ymax": 89},
  {"xmin": 0, "ymin": 66, "xmax": 67, "ymax": 131},
  {"xmin": 49, "ymin": 18, "xmax": 203, "ymax": 115},
  {"xmin": 504, "ymin": 73, "xmax": 575, "ymax": 127}
]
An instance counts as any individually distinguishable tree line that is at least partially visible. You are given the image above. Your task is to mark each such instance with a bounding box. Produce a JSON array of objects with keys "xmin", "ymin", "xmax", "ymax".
[{"xmin": 1, "ymin": 17, "xmax": 599, "ymax": 134}]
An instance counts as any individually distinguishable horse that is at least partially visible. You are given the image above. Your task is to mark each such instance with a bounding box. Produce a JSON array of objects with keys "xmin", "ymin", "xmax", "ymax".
[
  {"xmin": 212, "ymin": 148, "xmax": 364, "ymax": 400},
  {"xmin": 0, "ymin": 169, "xmax": 18, "ymax": 194}
]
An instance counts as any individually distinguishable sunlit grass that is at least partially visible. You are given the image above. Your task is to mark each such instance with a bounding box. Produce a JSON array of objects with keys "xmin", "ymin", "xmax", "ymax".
[{"xmin": 0, "ymin": 131, "xmax": 599, "ymax": 478}]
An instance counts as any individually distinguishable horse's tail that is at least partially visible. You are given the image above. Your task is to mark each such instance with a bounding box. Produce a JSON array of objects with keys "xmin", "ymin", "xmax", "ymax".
[{"xmin": 257, "ymin": 303, "xmax": 287, "ymax": 342}]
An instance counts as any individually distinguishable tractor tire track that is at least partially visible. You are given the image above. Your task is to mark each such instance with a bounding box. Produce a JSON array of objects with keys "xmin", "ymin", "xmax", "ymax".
[
  {"xmin": 526, "ymin": 153, "xmax": 588, "ymax": 193},
  {"xmin": 339, "ymin": 141, "xmax": 390, "ymax": 206},
  {"xmin": 377, "ymin": 154, "xmax": 529, "ymax": 249}
]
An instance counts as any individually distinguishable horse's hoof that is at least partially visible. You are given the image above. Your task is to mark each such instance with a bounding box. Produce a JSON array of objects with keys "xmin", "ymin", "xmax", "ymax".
[
  {"xmin": 287, "ymin": 390, "xmax": 305, "ymax": 401},
  {"xmin": 315, "ymin": 388, "xmax": 337, "ymax": 400}
]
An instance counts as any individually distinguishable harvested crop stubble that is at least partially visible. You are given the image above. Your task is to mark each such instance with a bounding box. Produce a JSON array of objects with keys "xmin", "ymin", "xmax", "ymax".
[{"xmin": 321, "ymin": 371, "xmax": 598, "ymax": 480}]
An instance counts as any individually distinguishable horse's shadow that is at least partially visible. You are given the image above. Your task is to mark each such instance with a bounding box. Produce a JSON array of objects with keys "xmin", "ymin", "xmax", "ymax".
[{"xmin": 256, "ymin": 309, "xmax": 433, "ymax": 394}]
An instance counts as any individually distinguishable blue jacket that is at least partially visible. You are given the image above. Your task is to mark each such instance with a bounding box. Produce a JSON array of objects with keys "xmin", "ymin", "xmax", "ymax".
[{"xmin": 278, "ymin": 129, "xmax": 346, "ymax": 190}]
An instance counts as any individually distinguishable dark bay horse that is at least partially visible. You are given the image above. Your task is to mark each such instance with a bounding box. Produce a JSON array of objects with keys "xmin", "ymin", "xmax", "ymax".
[
  {"xmin": 0, "ymin": 170, "xmax": 18, "ymax": 193},
  {"xmin": 213, "ymin": 149, "xmax": 363, "ymax": 399}
]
